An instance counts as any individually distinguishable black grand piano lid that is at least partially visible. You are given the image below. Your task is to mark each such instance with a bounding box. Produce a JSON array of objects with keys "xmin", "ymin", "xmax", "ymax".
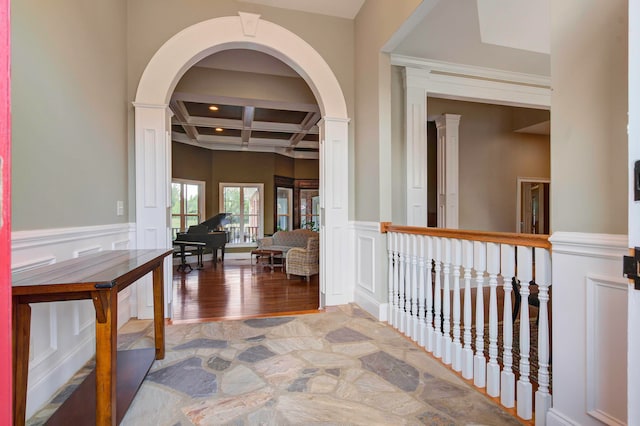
[{"xmin": 200, "ymin": 213, "xmax": 232, "ymax": 232}]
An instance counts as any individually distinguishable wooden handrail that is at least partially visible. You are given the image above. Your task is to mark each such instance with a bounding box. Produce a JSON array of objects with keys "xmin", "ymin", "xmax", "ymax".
[{"xmin": 380, "ymin": 222, "xmax": 551, "ymax": 249}]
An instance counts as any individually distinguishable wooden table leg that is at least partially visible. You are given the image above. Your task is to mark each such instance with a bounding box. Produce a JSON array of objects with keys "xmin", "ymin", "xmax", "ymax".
[
  {"xmin": 92, "ymin": 290, "xmax": 117, "ymax": 426},
  {"xmin": 153, "ymin": 262, "xmax": 165, "ymax": 360},
  {"xmin": 12, "ymin": 300, "xmax": 30, "ymax": 426}
]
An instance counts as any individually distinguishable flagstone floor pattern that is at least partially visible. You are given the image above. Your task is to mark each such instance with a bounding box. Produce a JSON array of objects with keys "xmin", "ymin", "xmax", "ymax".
[{"xmin": 27, "ymin": 305, "xmax": 522, "ymax": 425}]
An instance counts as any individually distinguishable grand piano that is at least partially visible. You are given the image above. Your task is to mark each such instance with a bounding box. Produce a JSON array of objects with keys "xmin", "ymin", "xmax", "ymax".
[{"xmin": 174, "ymin": 213, "xmax": 231, "ymax": 270}]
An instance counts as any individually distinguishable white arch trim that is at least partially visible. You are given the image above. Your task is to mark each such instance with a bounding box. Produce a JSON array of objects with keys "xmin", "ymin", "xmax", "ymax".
[
  {"xmin": 135, "ymin": 13, "xmax": 347, "ymax": 119},
  {"xmin": 133, "ymin": 13, "xmax": 352, "ymax": 318}
]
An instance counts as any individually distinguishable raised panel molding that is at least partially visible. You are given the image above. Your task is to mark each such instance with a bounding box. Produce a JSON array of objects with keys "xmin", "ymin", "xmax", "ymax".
[
  {"xmin": 11, "ymin": 223, "xmax": 135, "ymax": 418},
  {"xmin": 143, "ymin": 128, "xmax": 158, "ymax": 208},
  {"xmin": 352, "ymin": 221, "xmax": 387, "ymax": 320},
  {"xmin": 586, "ymin": 275, "xmax": 628, "ymax": 425},
  {"xmin": 357, "ymin": 235, "xmax": 375, "ymax": 292}
]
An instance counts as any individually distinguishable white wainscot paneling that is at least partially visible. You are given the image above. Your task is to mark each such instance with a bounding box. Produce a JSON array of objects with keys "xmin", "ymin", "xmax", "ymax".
[
  {"xmin": 586, "ymin": 275, "xmax": 628, "ymax": 426},
  {"xmin": 12, "ymin": 223, "xmax": 135, "ymax": 419},
  {"xmin": 547, "ymin": 232, "xmax": 628, "ymax": 426},
  {"xmin": 352, "ymin": 222, "xmax": 388, "ymax": 321}
]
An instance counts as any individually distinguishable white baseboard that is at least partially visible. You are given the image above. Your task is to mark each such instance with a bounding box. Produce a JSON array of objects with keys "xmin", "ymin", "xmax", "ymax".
[
  {"xmin": 354, "ymin": 286, "xmax": 386, "ymax": 320},
  {"xmin": 546, "ymin": 408, "xmax": 578, "ymax": 426}
]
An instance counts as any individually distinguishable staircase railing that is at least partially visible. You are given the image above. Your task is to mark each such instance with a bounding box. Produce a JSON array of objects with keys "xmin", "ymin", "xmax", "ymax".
[{"xmin": 381, "ymin": 223, "xmax": 552, "ymax": 425}]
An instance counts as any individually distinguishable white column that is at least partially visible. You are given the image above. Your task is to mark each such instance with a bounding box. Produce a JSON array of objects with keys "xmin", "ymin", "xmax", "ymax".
[
  {"xmin": 402, "ymin": 68, "xmax": 429, "ymax": 227},
  {"xmin": 134, "ymin": 103, "xmax": 173, "ymax": 319},
  {"xmin": 434, "ymin": 114, "xmax": 461, "ymax": 229},
  {"xmin": 318, "ymin": 118, "xmax": 351, "ymax": 307}
]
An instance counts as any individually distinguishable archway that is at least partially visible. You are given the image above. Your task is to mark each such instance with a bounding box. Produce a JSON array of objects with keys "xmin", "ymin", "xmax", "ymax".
[{"xmin": 133, "ymin": 13, "xmax": 351, "ymax": 318}]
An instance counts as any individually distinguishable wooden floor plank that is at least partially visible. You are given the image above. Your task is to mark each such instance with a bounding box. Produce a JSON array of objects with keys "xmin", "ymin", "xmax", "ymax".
[{"xmin": 170, "ymin": 258, "xmax": 320, "ymax": 323}]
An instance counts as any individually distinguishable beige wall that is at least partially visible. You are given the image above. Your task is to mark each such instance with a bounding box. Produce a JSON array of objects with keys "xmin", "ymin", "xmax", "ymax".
[
  {"xmin": 550, "ymin": 0, "xmax": 628, "ymax": 233},
  {"xmin": 172, "ymin": 143, "xmax": 318, "ymax": 234},
  {"xmin": 12, "ymin": 0, "xmax": 128, "ymax": 230},
  {"xmin": 427, "ymin": 98, "xmax": 551, "ymax": 233},
  {"xmin": 354, "ymin": 0, "xmax": 422, "ymax": 222}
]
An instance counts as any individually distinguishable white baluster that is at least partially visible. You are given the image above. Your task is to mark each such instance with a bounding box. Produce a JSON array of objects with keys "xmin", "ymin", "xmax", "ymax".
[
  {"xmin": 535, "ymin": 247, "xmax": 552, "ymax": 426},
  {"xmin": 461, "ymin": 239, "xmax": 474, "ymax": 379},
  {"xmin": 404, "ymin": 234, "xmax": 414, "ymax": 336},
  {"xmin": 516, "ymin": 246, "xmax": 533, "ymax": 420},
  {"xmin": 388, "ymin": 232, "xmax": 395, "ymax": 327},
  {"xmin": 451, "ymin": 239, "xmax": 463, "ymax": 372},
  {"xmin": 500, "ymin": 244, "xmax": 516, "ymax": 408},
  {"xmin": 410, "ymin": 234, "xmax": 419, "ymax": 341},
  {"xmin": 486, "ymin": 242, "xmax": 501, "ymax": 397},
  {"xmin": 441, "ymin": 238, "xmax": 452, "ymax": 365},
  {"xmin": 433, "ymin": 237, "xmax": 443, "ymax": 358},
  {"xmin": 418, "ymin": 235, "xmax": 427, "ymax": 347},
  {"xmin": 397, "ymin": 233, "xmax": 406, "ymax": 333},
  {"xmin": 393, "ymin": 233, "xmax": 401, "ymax": 330},
  {"xmin": 473, "ymin": 241, "xmax": 487, "ymax": 388},
  {"xmin": 425, "ymin": 236, "xmax": 435, "ymax": 352}
]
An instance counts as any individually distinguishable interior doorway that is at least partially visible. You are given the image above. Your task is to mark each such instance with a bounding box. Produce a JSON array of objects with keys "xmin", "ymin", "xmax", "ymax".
[
  {"xmin": 517, "ymin": 177, "xmax": 550, "ymax": 234},
  {"xmin": 133, "ymin": 13, "xmax": 351, "ymax": 320}
]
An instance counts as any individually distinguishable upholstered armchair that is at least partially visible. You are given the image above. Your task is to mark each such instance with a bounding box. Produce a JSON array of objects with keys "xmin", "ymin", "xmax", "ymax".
[{"xmin": 285, "ymin": 236, "xmax": 319, "ymax": 281}]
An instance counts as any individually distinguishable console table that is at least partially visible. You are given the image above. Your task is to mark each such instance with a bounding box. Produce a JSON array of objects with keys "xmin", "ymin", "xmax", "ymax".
[{"xmin": 12, "ymin": 249, "xmax": 173, "ymax": 426}]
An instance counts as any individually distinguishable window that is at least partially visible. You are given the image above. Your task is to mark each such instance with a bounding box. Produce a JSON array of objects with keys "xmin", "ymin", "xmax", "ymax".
[
  {"xmin": 300, "ymin": 189, "xmax": 320, "ymax": 231},
  {"xmin": 220, "ymin": 183, "xmax": 264, "ymax": 245},
  {"xmin": 276, "ymin": 187, "xmax": 292, "ymax": 231},
  {"xmin": 171, "ymin": 179, "xmax": 205, "ymax": 239}
]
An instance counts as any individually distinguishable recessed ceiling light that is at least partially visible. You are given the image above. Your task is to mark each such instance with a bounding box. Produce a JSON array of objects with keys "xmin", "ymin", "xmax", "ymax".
[
  {"xmin": 215, "ymin": 127, "xmax": 223, "ymax": 132},
  {"xmin": 208, "ymin": 105, "xmax": 219, "ymax": 111}
]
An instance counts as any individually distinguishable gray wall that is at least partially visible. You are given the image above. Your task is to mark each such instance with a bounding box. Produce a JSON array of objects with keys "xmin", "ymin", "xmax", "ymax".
[
  {"xmin": 550, "ymin": 0, "xmax": 628, "ymax": 234},
  {"xmin": 12, "ymin": 0, "xmax": 128, "ymax": 230}
]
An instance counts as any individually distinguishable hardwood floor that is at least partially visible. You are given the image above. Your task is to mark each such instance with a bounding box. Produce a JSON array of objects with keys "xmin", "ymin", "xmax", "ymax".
[{"xmin": 170, "ymin": 257, "xmax": 320, "ymax": 323}]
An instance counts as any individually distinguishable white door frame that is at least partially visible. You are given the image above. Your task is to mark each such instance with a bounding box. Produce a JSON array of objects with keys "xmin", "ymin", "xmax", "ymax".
[
  {"xmin": 133, "ymin": 13, "xmax": 352, "ymax": 317},
  {"xmin": 627, "ymin": 0, "xmax": 640, "ymax": 423}
]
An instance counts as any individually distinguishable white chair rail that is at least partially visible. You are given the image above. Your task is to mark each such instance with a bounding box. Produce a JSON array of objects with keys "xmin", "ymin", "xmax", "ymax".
[{"xmin": 382, "ymin": 223, "xmax": 552, "ymax": 425}]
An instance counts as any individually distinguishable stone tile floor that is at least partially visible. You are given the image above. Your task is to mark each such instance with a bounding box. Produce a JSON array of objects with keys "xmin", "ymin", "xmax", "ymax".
[{"xmin": 28, "ymin": 304, "xmax": 522, "ymax": 425}]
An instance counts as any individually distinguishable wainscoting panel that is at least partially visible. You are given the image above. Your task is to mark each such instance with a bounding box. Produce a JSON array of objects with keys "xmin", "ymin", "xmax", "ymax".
[
  {"xmin": 585, "ymin": 275, "xmax": 627, "ymax": 425},
  {"xmin": 546, "ymin": 232, "xmax": 628, "ymax": 426},
  {"xmin": 12, "ymin": 223, "xmax": 135, "ymax": 419},
  {"xmin": 353, "ymin": 222, "xmax": 388, "ymax": 320}
]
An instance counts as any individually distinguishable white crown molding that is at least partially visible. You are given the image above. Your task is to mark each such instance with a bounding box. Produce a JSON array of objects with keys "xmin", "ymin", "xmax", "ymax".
[{"xmin": 391, "ymin": 54, "xmax": 551, "ymax": 87}]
